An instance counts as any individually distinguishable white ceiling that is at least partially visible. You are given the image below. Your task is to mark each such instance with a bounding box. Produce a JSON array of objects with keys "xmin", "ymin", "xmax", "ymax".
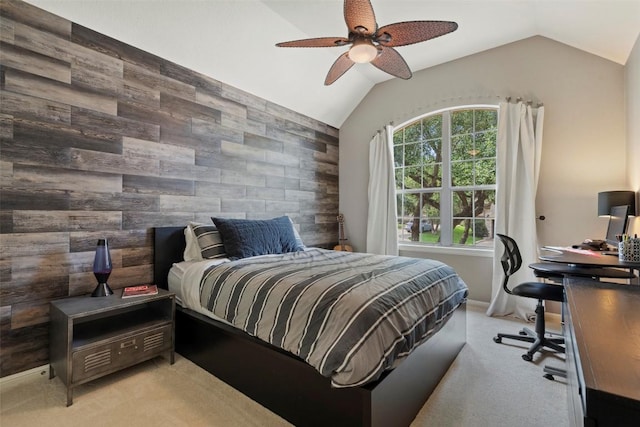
[{"xmin": 26, "ymin": 0, "xmax": 640, "ymax": 128}]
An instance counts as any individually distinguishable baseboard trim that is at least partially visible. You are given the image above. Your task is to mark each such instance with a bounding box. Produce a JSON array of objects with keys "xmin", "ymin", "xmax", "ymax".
[
  {"xmin": 0, "ymin": 365, "xmax": 49, "ymax": 386},
  {"xmin": 467, "ymin": 299, "xmax": 489, "ymax": 309}
]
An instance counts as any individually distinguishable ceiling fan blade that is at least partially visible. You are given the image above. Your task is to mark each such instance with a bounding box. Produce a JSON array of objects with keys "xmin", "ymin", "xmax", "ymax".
[
  {"xmin": 276, "ymin": 37, "xmax": 350, "ymax": 48},
  {"xmin": 344, "ymin": 0, "xmax": 377, "ymax": 35},
  {"xmin": 376, "ymin": 21, "xmax": 458, "ymax": 47},
  {"xmin": 325, "ymin": 52, "xmax": 355, "ymax": 85},
  {"xmin": 371, "ymin": 46, "xmax": 411, "ymax": 80}
]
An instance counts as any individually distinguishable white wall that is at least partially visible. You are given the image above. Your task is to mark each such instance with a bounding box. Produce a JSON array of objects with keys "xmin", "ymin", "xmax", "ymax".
[
  {"xmin": 626, "ymin": 35, "xmax": 640, "ymax": 236},
  {"xmin": 339, "ymin": 36, "xmax": 627, "ymax": 302}
]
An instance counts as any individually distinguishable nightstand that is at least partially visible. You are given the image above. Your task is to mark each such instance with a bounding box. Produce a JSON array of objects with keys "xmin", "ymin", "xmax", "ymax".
[{"xmin": 49, "ymin": 288, "xmax": 175, "ymax": 406}]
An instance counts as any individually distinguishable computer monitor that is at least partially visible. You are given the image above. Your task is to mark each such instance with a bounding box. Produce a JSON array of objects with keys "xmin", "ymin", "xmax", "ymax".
[{"xmin": 605, "ymin": 205, "xmax": 630, "ymax": 247}]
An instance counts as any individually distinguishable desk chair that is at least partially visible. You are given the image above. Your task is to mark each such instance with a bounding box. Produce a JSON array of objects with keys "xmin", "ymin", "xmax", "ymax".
[{"xmin": 493, "ymin": 234, "xmax": 565, "ymax": 362}]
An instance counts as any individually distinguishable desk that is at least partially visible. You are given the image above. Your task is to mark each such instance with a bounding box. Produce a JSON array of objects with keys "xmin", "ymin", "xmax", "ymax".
[
  {"xmin": 563, "ymin": 279, "xmax": 640, "ymax": 427},
  {"xmin": 539, "ymin": 248, "xmax": 640, "ymax": 284}
]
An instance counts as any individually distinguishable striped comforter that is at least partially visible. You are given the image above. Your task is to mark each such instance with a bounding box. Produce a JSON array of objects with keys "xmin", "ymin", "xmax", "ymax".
[{"xmin": 199, "ymin": 248, "xmax": 468, "ymax": 387}]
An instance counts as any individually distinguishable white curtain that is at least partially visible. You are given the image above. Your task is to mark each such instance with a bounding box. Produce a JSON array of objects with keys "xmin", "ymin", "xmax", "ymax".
[
  {"xmin": 366, "ymin": 125, "xmax": 399, "ymax": 255},
  {"xmin": 487, "ymin": 101, "xmax": 544, "ymax": 320}
]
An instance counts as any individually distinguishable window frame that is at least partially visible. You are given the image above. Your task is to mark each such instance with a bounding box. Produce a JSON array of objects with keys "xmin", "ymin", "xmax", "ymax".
[{"xmin": 394, "ymin": 104, "xmax": 499, "ymax": 252}]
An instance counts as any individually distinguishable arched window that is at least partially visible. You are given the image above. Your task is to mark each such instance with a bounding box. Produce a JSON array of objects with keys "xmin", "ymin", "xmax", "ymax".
[{"xmin": 394, "ymin": 106, "xmax": 498, "ymax": 248}]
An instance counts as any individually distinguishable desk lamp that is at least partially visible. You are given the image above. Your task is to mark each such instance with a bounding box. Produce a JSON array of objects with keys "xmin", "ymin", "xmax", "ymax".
[{"xmin": 598, "ymin": 191, "xmax": 636, "ymax": 217}]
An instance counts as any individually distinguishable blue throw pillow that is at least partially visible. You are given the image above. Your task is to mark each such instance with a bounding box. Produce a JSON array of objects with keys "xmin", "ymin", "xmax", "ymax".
[{"xmin": 211, "ymin": 216, "xmax": 303, "ymax": 260}]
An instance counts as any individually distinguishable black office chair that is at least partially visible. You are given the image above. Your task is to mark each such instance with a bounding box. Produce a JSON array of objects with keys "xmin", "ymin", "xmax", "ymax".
[{"xmin": 492, "ymin": 234, "xmax": 565, "ymax": 362}]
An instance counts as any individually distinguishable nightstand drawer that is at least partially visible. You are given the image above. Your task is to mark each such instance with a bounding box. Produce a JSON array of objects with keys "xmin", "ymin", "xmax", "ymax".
[{"xmin": 72, "ymin": 324, "xmax": 172, "ymax": 382}]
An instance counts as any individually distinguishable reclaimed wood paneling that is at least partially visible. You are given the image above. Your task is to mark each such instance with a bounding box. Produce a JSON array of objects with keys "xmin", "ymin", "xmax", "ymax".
[
  {"xmin": 0, "ymin": 0, "xmax": 70, "ymax": 38},
  {"xmin": 0, "ymin": 90, "xmax": 71, "ymax": 124},
  {"xmin": 0, "ymin": 0, "xmax": 339, "ymax": 378},
  {"xmin": 0, "ymin": 42, "xmax": 70, "ymax": 83}
]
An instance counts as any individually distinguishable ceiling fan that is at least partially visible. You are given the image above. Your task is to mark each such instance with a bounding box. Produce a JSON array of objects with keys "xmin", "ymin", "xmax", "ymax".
[{"xmin": 276, "ymin": 0, "xmax": 458, "ymax": 85}]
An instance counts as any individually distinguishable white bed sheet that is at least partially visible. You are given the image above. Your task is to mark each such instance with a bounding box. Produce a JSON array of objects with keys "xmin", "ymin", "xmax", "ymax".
[{"xmin": 168, "ymin": 259, "xmax": 230, "ymax": 321}]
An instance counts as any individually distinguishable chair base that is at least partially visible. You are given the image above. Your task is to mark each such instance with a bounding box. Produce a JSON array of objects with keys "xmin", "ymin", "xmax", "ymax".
[
  {"xmin": 493, "ymin": 299, "xmax": 565, "ymax": 361},
  {"xmin": 543, "ymin": 364, "xmax": 566, "ymax": 381}
]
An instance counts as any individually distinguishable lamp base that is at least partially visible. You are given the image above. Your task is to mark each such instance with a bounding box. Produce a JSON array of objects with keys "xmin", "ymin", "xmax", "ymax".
[{"xmin": 91, "ymin": 283, "xmax": 113, "ymax": 297}]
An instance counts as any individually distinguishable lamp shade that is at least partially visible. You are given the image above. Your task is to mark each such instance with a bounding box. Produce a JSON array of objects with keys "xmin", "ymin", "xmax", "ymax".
[
  {"xmin": 597, "ymin": 191, "xmax": 636, "ymax": 216},
  {"xmin": 348, "ymin": 39, "xmax": 378, "ymax": 63}
]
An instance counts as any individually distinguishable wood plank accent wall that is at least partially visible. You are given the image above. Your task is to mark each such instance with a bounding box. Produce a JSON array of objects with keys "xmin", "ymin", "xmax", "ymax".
[{"xmin": 0, "ymin": 0, "xmax": 339, "ymax": 377}]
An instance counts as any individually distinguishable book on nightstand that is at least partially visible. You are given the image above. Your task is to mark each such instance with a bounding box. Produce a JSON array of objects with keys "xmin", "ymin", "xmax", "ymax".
[{"xmin": 121, "ymin": 284, "xmax": 158, "ymax": 298}]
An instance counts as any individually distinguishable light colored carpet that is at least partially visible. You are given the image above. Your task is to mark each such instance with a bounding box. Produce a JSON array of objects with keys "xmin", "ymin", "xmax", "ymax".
[{"xmin": 0, "ymin": 302, "xmax": 568, "ymax": 427}]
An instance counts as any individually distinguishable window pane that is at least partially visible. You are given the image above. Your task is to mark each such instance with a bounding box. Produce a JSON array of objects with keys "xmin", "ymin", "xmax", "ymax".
[
  {"xmin": 422, "ymin": 192, "xmax": 441, "ymax": 220},
  {"xmin": 395, "ymin": 168, "xmax": 404, "ymax": 190},
  {"xmin": 404, "ymin": 123, "xmax": 421, "ymax": 142},
  {"xmin": 450, "ymin": 219, "xmax": 495, "ymax": 246},
  {"xmin": 477, "ymin": 130, "xmax": 497, "ymax": 157},
  {"xmin": 453, "ymin": 190, "xmax": 473, "ymax": 217},
  {"xmin": 399, "ymin": 193, "xmax": 441, "ymax": 244},
  {"xmin": 401, "ymin": 193, "xmax": 421, "ymax": 242},
  {"xmin": 450, "ymin": 220, "xmax": 485, "ymax": 245},
  {"xmin": 477, "ymin": 190, "xmax": 496, "ymax": 220},
  {"xmin": 451, "ymin": 134, "xmax": 473, "ymax": 161},
  {"xmin": 422, "ymin": 139, "xmax": 441, "ymax": 164},
  {"xmin": 393, "ymin": 144, "xmax": 403, "ymax": 167},
  {"xmin": 421, "ymin": 193, "xmax": 441, "ymax": 244},
  {"xmin": 452, "ymin": 220, "xmax": 474, "ymax": 245},
  {"xmin": 404, "ymin": 166, "xmax": 422, "ymax": 189},
  {"xmin": 451, "ymin": 189, "xmax": 496, "ymax": 246},
  {"xmin": 474, "ymin": 219, "xmax": 494, "ymax": 247},
  {"xmin": 423, "ymin": 115, "xmax": 442, "ymax": 139},
  {"xmin": 475, "ymin": 109, "xmax": 498, "ymax": 131},
  {"xmin": 451, "ymin": 161, "xmax": 472, "ymax": 186},
  {"xmin": 401, "ymin": 193, "xmax": 442, "ymax": 244},
  {"xmin": 475, "ymin": 159, "xmax": 496, "ymax": 185},
  {"xmin": 393, "ymin": 131, "xmax": 404, "ymax": 145},
  {"xmin": 401, "ymin": 193, "xmax": 420, "ymax": 219},
  {"xmin": 423, "ymin": 163, "xmax": 442, "ymax": 188},
  {"xmin": 405, "ymin": 143, "xmax": 421, "ymax": 167},
  {"xmin": 451, "ymin": 110, "xmax": 473, "ymax": 135},
  {"xmin": 398, "ymin": 192, "xmax": 409, "ymax": 243}
]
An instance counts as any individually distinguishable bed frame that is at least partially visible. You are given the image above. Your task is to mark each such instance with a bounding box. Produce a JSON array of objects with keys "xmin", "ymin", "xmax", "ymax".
[{"xmin": 153, "ymin": 226, "xmax": 466, "ymax": 427}]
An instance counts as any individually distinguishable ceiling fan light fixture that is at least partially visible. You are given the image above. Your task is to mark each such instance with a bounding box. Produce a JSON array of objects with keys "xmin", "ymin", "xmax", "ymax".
[
  {"xmin": 276, "ymin": 0, "xmax": 459, "ymax": 84},
  {"xmin": 348, "ymin": 39, "xmax": 378, "ymax": 63}
]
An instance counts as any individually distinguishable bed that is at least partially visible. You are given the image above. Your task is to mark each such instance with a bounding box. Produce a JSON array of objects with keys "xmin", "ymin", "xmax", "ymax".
[{"xmin": 153, "ymin": 222, "xmax": 467, "ymax": 427}]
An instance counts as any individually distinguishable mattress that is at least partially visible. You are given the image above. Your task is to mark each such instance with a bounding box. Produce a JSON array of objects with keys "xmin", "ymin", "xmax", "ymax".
[{"xmin": 168, "ymin": 259, "xmax": 230, "ymax": 321}]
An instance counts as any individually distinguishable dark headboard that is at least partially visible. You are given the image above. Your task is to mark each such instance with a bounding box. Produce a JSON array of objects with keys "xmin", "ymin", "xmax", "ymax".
[{"xmin": 153, "ymin": 227, "xmax": 186, "ymax": 289}]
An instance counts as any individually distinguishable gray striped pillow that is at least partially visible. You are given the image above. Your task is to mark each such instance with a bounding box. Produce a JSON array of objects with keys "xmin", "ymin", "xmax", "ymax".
[{"xmin": 191, "ymin": 223, "xmax": 227, "ymax": 259}]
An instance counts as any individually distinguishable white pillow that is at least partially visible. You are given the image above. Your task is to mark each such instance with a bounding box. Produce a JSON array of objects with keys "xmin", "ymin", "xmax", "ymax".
[
  {"xmin": 183, "ymin": 223, "xmax": 203, "ymax": 262},
  {"xmin": 288, "ymin": 216, "xmax": 306, "ymax": 249}
]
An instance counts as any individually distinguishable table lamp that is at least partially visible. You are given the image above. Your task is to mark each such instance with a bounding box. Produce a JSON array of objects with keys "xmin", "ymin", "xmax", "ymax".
[
  {"xmin": 91, "ymin": 238, "xmax": 113, "ymax": 297},
  {"xmin": 597, "ymin": 191, "xmax": 636, "ymax": 216}
]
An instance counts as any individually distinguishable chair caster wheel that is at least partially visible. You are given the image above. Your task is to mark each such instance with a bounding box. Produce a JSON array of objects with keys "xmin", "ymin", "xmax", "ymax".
[
  {"xmin": 493, "ymin": 336, "xmax": 502, "ymax": 343},
  {"xmin": 544, "ymin": 374, "xmax": 555, "ymax": 381},
  {"xmin": 522, "ymin": 353, "xmax": 533, "ymax": 361}
]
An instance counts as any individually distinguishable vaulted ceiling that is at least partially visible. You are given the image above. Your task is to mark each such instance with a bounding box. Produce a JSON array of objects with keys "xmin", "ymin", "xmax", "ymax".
[{"xmin": 27, "ymin": 0, "xmax": 640, "ymax": 128}]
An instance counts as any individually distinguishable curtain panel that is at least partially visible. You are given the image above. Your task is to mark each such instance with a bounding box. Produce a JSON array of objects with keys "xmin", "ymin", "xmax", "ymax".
[
  {"xmin": 487, "ymin": 101, "xmax": 545, "ymax": 319},
  {"xmin": 366, "ymin": 126, "xmax": 399, "ymax": 256}
]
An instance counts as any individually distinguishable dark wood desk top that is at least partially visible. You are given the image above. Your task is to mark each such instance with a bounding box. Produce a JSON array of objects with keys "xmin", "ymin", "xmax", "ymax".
[
  {"xmin": 564, "ymin": 280, "xmax": 640, "ymax": 404},
  {"xmin": 540, "ymin": 248, "xmax": 640, "ymax": 269}
]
